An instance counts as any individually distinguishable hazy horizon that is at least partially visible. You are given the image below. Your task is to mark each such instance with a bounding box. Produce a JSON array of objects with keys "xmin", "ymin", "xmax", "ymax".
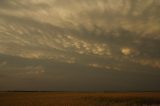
[{"xmin": 0, "ymin": 0, "xmax": 160, "ymax": 91}]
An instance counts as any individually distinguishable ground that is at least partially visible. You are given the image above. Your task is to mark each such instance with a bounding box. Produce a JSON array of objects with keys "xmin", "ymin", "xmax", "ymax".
[{"xmin": 0, "ymin": 92, "xmax": 160, "ymax": 106}]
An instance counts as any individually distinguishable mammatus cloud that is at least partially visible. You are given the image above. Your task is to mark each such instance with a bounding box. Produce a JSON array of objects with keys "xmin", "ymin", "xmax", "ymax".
[
  {"xmin": 0, "ymin": 0, "xmax": 160, "ymax": 71},
  {"xmin": 0, "ymin": 0, "xmax": 160, "ymax": 91}
]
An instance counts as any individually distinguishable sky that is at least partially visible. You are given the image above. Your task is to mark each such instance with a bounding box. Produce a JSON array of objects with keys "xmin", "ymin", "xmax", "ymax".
[{"xmin": 0, "ymin": 0, "xmax": 160, "ymax": 91}]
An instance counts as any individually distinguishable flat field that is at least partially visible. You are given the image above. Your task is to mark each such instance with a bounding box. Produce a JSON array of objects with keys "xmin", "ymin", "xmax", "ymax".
[{"xmin": 0, "ymin": 92, "xmax": 160, "ymax": 106}]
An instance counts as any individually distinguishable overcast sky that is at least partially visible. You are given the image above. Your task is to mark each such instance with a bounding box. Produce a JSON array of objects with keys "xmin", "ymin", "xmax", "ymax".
[{"xmin": 0, "ymin": 0, "xmax": 160, "ymax": 91}]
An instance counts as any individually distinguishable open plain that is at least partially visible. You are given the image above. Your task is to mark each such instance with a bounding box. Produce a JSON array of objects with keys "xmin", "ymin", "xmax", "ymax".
[{"xmin": 0, "ymin": 92, "xmax": 160, "ymax": 106}]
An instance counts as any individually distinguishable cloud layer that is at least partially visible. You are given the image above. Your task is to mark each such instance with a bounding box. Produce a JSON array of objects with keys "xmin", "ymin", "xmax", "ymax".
[{"xmin": 0, "ymin": 0, "xmax": 160, "ymax": 91}]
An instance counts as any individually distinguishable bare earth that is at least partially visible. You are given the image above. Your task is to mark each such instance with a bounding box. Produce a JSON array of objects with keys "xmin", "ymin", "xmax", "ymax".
[{"xmin": 0, "ymin": 92, "xmax": 160, "ymax": 106}]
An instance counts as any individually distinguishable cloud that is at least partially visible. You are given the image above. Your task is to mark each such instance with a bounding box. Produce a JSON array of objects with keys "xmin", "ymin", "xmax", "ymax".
[
  {"xmin": 0, "ymin": 61, "xmax": 7, "ymax": 67},
  {"xmin": 0, "ymin": 0, "xmax": 160, "ymax": 76},
  {"xmin": 131, "ymin": 58, "xmax": 160, "ymax": 69}
]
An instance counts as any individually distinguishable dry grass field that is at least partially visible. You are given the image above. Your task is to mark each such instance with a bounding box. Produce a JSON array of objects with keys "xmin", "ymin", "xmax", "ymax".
[{"xmin": 0, "ymin": 92, "xmax": 160, "ymax": 106}]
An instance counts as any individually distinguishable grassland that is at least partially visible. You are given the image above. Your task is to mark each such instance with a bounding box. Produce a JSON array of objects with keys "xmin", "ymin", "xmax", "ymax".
[{"xmin": 0, "ymin": 92, "xmax": 160, "ymax": 106}]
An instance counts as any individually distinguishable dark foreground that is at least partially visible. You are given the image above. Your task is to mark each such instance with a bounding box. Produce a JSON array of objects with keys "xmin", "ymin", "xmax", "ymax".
[{"xmin": 0, "ymin": 92, "xmax": 160, "ymax": 106}]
